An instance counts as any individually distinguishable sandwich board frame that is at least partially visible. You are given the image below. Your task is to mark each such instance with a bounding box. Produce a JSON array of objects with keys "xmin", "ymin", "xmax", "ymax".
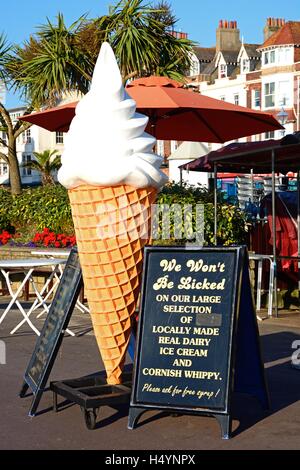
[
  {"xmin": 128, "ymin": 246, "xmax": 269, "ymax": 439},
  {"xmin": 19, "ymin": 247, "xmax": 83, "ymax": 417}
]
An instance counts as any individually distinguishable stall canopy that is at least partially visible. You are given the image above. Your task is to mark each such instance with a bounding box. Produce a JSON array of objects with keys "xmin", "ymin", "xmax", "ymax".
[
  {"xmin": 179, "ymin": 133, "xmax": 300, "ymax": 318},
  {"xmin": 179, "ymin": 138, "xmax": 300, "ymax": 174}
]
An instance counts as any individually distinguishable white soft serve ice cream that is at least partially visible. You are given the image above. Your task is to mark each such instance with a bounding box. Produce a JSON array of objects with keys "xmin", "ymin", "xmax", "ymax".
[{"xmin": 58, "ymin": 42, "xmax": 168, "ymax": 190}]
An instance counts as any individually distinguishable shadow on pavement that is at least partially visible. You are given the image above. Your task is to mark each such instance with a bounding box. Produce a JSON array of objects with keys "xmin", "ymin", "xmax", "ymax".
[
  {"xmin": 231, "ymin": 330, "xmax": 300, "ymax": 437},
  {"xmin": 11, "ymin": 326, "xmax": 300, "ymax": 437}
]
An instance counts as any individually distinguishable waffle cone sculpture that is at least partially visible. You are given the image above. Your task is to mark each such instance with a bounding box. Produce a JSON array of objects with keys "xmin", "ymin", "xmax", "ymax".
[
  {"xmin": 58, "ymin": 42, "xmax": 167, "ymax": 385},
  {"xmin": 69, "ymin": 184, "xmax": 157, "ymax": 384}
]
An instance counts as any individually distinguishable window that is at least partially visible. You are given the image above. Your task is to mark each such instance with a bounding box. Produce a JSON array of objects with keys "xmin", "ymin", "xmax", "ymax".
[
  {"xmin": 252, "ymin": 133, "xmax": 261, "ymax": 142},
  {"xmin": 56, "ymin": 131, "xmax": 64, "ymax": 144},
  {"xmin": 220, "ymin": 96, "xmax": 226, "ymax": 101},
  {"xmin": 219, "ymin": 64, "xmax": 227, "ymax": 78},
  {"xmin": 241, "ymin": 58, "xmax": 250, "ymax": 73},
  {"xmin": 253, "ymin": 89, "xmax": 261, "ymax": 108},
  {"xmin": 234, "ymin": 94, "xmax": 239, "ymax": 106},
  {"xmin": 190, "ymin": 58, "xmax": 200, "ymax": 76},
  {"xmin": 10, "ymin": 112, "xmax": 21, "ymax": 122},
  {"xmin": 171, "ymin": 141, "xmax": 178, "ymax": 153},
  {"xmin": 264, "ymin": 82, "xmax": 275, "ymax": 108},
  {"xmin": 0, "ymin": 162, "xmax": 8, "ymax": 176},
  {"xmin": 265, "ymin": 131, "xmax": 275, "ymax": 140},
  {"xmin": 26, "ymin": 129, "xmax": 32, "ymax": 143},
  {"xmin": 263, "ymin": 50, "xmax": 275, "ymax": 65},
  {"xmin": 22, "ymin": 154, "xmax": 32, "ymax": 176},
  {"xmin": 23, "ymin": 129, "xmax": 32, "ymax": 144},
  {"xmin": 278, "ymin": 80, "xmax": 290, "ymax": 107},
  {"xmin": 1, "ymin": 131, "xmax": 7, "ymax": 146},
  {"xmin": 156, "ymin": 140, "xmax": 165, "ymax": 157},
  {"xmin": 278, "ymin": 47, "xmax": 293, "ymax": 64}
]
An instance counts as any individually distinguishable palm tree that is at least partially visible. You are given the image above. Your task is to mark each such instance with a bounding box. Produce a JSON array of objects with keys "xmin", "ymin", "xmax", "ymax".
[
  {"xmin": 22, "ymin": 149, "xmax": 61, "ymax": 185},
  {"xmin": 0, "ymin": 33, "xmax": 33, "ymax": 195},
  {"xmin": 8, "ymin": 1, "xmax": 194, "ymax": 105},
  {"xmin": 96, "ymin": 0, "xmax": 194, "ymax": 82},
  {"xmin": 7, "ymin": 14, "xmax": 94, "ymax": 107}
]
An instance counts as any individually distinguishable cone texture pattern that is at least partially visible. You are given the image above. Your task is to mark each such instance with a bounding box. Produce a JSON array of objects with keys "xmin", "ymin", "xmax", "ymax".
[{"xmin": 69, "ymin": 185, "xmax": 157, "ymax": 384}]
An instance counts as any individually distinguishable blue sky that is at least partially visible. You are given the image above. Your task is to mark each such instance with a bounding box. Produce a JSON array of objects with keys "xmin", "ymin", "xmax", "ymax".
[{"xmin": 1, "ymin": 0, "xmax": 299, "ymax": 107}]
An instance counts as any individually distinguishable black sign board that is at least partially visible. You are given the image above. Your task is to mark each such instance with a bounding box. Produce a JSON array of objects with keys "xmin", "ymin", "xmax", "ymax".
[
  {"xmin": 128, "ymin": 246, "xmax": 269, "ymax": 439},
  {"xmin": 20, "ymin": 247, "xmax": 83, "ymax": 417}
]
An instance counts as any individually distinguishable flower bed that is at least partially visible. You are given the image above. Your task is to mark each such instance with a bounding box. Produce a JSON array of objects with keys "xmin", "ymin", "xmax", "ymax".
[
  {"xmin": 0, "ymin": 228, "xmax": 76, "ymax": 248},
  {"xmin": 33, "ymin": 228, "xmax": 76, "ymax": 248}
]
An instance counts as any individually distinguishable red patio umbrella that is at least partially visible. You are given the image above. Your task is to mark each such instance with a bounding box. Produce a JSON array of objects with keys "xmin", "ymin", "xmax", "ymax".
[{"xmin": 20, "ymin": 76, "xmax": 282, "ymax": 142}]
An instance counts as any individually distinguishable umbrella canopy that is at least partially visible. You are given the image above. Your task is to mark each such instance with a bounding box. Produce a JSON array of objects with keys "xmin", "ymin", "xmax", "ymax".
[
  {"xmin": 168, "ymin": 141, "xmax": 209, "ymax": 160},
  {"xmin": 20, "ymin": 76, "xmax": 282, "ymax": 142},
  {"xmin": 179, "ymin": 138, "xmax": 300, "ymax": 174}
]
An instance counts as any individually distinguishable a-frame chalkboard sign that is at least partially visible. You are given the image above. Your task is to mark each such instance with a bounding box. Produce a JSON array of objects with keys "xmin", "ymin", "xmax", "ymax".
[
  {"xmin": 19, "ymin": 247, "xmax": 83, "ymax": 417},
  {"xmin": 128, "ymin": 246, "xmax": 269, "ymax": 439}
]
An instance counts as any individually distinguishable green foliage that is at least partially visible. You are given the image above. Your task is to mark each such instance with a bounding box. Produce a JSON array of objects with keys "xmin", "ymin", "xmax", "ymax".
[
  {"xmin": 0, "ymin": 33, "xmax": 11, "ymax": 83},
  {"xmin": 0, "ymin": 185, "xmax": 73, "ymax": 236},
  {"xmin": 22, "ymin": 149, "xmax": 62, "ymax": 185},
  {"xmin": 0, "ymin": 188, "xmax": 15, "ymax": 233},
  {"xmin": 7, "ymin": 2, "xmax": 194, "ymax": 106},
  {"xmin": 154, "ymin": 182, "xmax": 248, "ymax": 246},
  {"xmin": 0, "ymin": 181, "xmax": 248, "ymax": 247},
  {"xmin": 7, "ymin": 14, "xmax": 93, "ymax": 106},
  {"xmin": 99, "ymin": 0, "xmax": 194, "ymax": 82}
]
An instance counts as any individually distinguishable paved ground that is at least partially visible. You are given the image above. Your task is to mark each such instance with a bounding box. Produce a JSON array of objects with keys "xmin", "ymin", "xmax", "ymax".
[{"xmin": 0, "ymin": 302, "xmax": 300, "ymax": 450}]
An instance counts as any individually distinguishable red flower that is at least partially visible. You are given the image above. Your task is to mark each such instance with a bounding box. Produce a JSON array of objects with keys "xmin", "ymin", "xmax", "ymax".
[{"xmin": 0, "ymin": 230, "xmax": 12, "ymax": 245}]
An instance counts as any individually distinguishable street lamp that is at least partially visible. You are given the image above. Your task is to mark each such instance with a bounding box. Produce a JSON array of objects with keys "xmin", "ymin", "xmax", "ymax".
[{"xmin": 277, "ymin": 106, "xmax": 288, "ymax": 137}]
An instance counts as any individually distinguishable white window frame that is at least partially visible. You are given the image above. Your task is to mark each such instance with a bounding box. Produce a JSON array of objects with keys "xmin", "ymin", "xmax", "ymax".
[
  {"xmin": 265, "ymin": 131, "xmax": 275, "ymax": 140},
  {"xmin": 252, "ymin": 89, "xmax": 261, "ymax": 108},
  {"xmin": 190, "ymin": 58, "xmax": 200, "ymax": 76},
  {"xmin": 263, "ymin": 50, "xmax": 276, "ymax": 66},
  {"xmin": 156, "ymin": 140, "xmax": 165, "ymax": 157},
  {"xmin": 278, "ymin": 80, "xmax": 291, "ymax": 107},
  {"xmin": 171, "ymin": 141, "xmax": 178, "ymax": 153},
  {"xmin": 0, "ymin": 161, "xmax": 8, "ymax": 176},
  {"xmin": 1, "ymin": 131, "xmax": 7, "ymax": 146},
  {"xmin": 219, "ymin": 64, "xmax": 227, "ymax": 79},
  {"xmin": 23, "ymin": 129, "xmax": 32, "ymax": 144},
  {"xmin": 278, "ymin": 46, "xmax": 293, "ymax": 65},
  {"xmin": 264, "ymin": 82, "xmax": 275, "ymax": 108},
  {"xmin": 241, "ymin": 58, "xmax": 250, "ymax": 73},
  {"xmin": 22, "ymin": 154, "xmax": 32, "ymax": 177},
  {"xmin": 56, "ymin": 131, "xmax": 64, "ymax": 144}
]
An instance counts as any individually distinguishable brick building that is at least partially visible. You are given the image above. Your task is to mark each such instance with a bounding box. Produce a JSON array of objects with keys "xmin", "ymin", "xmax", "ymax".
[{"xmin": 187, "ymin": 18, "xmax": 300, "ymax": 152}]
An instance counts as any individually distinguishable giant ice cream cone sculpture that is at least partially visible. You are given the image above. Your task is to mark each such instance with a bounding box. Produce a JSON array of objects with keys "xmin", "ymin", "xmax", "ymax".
[{"xmin": 58, "ymin": 43, "xmax": 167, "ymax": 384}]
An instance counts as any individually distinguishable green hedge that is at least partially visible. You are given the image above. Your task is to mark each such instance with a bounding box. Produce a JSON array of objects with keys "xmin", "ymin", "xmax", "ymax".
[
  {"xmin": 155, "ymin": 182, "xmax": 248, "ymax": 246},
  {"xmin": 0, "ymin": 185, "xmax": 74, "ymax": 237},
  {"xmin": 0, "ymin": 182, "xmax": 248, "ymax": 246}
]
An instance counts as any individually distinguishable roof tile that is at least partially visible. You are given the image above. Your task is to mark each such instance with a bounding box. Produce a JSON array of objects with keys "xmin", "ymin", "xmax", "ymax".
[{"xmin": 262, "ymin": 21, "xmax": 300, "ymax": 47}]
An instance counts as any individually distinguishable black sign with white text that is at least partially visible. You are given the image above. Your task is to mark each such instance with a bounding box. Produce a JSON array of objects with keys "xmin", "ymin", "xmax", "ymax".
[{"xmin": 129, "ymin": 246, "xmax": 269, "ymax": 438}]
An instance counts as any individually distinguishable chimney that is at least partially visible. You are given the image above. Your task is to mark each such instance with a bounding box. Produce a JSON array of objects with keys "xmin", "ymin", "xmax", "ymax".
[
  {"xmin": 264, "ymin": 17, "xmax": 285, "ymax": 41},
  {"xmin": 216, "ymin": 20, "xmax": 241, "ymax": 52}
]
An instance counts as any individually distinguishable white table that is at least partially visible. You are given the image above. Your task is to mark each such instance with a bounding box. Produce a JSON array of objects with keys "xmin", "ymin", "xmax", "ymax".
[
  {"xmin": 249, "ymin": 254, "xmax": 274, "ymax": 320},
  {"xmin": 31, "ymin": 250, "xmax": 90, "ymax": 314},
  {"xmin": 0, "ymin": 258, "xmax": 69, "ymax": 336}
]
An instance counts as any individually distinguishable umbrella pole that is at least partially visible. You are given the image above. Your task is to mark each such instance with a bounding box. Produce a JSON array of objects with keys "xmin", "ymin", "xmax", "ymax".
[
  {"xmin": 297, "ymin": 171, "xmax": 300, "ymax": 301},
  {"xmin": 214, "ymin": 163, "xmax": 217, "ymax": 246},
  {"xmin": 272, "ymin": 150, "xmax": 278, "ymax": 317},
  {"xmin": 251, "ymin": 169, "xmax": 254, "ymax": 203}
]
